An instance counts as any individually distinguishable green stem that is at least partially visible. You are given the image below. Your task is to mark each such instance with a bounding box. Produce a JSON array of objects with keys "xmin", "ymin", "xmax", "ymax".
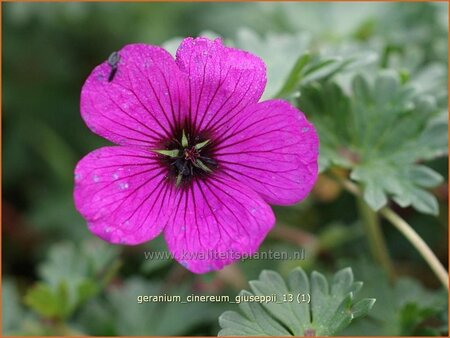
[
  {"xmin": 356, "ymin": 196, "xmax": 395, "ymax": 282},
  {"xmin": 380, "ymin": 207, "xmax": 448, "ymax": 290},
  {"xmin": 330, "ymin": 174, "xmax": 448, "ymax": 289}
]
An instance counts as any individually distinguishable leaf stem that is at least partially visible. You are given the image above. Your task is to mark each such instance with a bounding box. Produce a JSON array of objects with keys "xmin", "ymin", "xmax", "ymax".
[
  {"xmin": 355, "ymin": 196, "xmax": 395, "ymax": 282},
  {"xmin": 330, "ymin": 174, "xmax": 448, "ymax": 289},
  {"xmin": 379, "ymin": 207, "xmax": 448, "ymax": 289}
]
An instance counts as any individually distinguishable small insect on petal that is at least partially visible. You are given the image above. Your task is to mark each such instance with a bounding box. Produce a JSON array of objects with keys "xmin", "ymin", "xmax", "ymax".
[
  {"xmin": 195, "ymin": 139, "xmax": 210, "ymax": 150},
  {"xmin": 107, "ymin": 51, "xmax": 121, "ymax": 82},
  {"xmin": 152, "ymin": 149, "xmax": 180, "ymax": 157}
]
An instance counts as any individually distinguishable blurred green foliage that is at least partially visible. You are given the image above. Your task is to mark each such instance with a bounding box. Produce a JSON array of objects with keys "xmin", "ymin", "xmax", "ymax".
[{"xmin": 3, "ymin": 2, "xmax": 448, "ymax": 336}]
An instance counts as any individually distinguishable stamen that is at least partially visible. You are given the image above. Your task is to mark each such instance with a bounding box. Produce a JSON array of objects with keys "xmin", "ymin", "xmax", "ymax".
[
  {"xmin": 181, "ymin": 129, "xmax": 188, "ymax": 148},
  {"xmin": 195, "ymin": 139, "xmax": 210, "ymax": 150},
  {"xmin": 152, "ymin": 149, "xmax": 180, "ymax": 157},
  {"xmin": 194, "ymin": 159, "xmax": 212, "ymax": 173}
]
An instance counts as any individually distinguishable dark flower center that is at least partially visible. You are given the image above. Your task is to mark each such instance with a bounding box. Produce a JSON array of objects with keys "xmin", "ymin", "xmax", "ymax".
[{"xmin": 153, "ymin": 128, "xmax": 218, "ymax": 187}]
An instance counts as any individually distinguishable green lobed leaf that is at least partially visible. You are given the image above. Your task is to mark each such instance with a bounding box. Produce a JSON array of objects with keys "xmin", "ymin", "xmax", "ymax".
[
  {"xmin": 222, "ymin": 290, "xmax": 291, "ymax": 336},
  {"xmin": 298, "ymin": 71, "xmax": 447, "ymax": 215},
  {"xmin": 218, "ymin": 267, "xmax": 375, "ymax": 336},
  {"xmin": 24, "ymin": 239, "xmax": 120, "ymax": 319},
  {"xmin": 23, "ymin": 282, "xmax": 71, "ymax": 320}
]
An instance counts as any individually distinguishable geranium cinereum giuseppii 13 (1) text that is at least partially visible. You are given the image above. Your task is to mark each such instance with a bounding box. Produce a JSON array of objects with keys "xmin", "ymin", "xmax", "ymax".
[{"xmin": 74, "ymin": 37, "xmax": 319, "ymax": 273}]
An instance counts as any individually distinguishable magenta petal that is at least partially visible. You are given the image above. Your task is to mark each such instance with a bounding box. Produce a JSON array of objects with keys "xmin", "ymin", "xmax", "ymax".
[
  {"xmin": 74, "ymin": 146, "xmax": 176, "ymax": 244},
  {"xmin": 214, "ymin": 99, "xmax": 319, "ymax": 205},
  {"xmin": 81, "ymin": 44, "xmax": 188, "ymax": 147},
  {"xmin": 175, "ymin": 37, "xmax": 266, "ymax": 133},
  {"xmin": 163, "ymin": 174, "xmax": 275, "ymax": 273}
]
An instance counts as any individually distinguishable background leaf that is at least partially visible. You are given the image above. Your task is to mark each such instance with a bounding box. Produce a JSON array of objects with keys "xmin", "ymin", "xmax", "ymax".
[
  {"xmin": 298, "ymin": 71, "xmax": 447, "ymax": 215},
  {"xmin": 24, "ymin": 240, "xmax": 120, "ymax": 320},
  {"xmin": 340, "ymin": 260, "xmax": 448, "ymax": 336}
]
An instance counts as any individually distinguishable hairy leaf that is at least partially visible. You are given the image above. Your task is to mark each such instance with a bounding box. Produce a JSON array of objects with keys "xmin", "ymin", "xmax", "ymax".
[
  {"xmin": 218, "ymin": 267, "xmax": 375, "ymax": 336},
  {"xmin": 298, "ymin": 71, "xmax": 447, "ymax": 214},
  {"xmin": 24, "ymin": 239, "xmax": 120, "ymax": 319}
]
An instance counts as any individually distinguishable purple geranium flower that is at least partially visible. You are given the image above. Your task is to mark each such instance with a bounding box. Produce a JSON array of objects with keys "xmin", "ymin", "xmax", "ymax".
[{"xmin": 74, "ymin": 37, "xmax": 319, "ymax": 273}]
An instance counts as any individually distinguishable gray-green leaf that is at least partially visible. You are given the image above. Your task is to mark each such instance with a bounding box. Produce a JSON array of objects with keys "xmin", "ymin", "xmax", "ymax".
[
  {"xmin": 218, "ymin": 267, "xmax": 375, "ymax": 336},
  {"xmin": 298, "ymin": 71, "xmax": 447, "ymax": 215}
]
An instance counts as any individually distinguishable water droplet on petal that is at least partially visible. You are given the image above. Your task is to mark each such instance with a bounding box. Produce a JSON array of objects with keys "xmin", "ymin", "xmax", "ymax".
[
  {"xmin": 119, "ymin": 182, "xmax": 129, "ymax": 190},
  {"xmin": 302, "ymin": 127, "xmax": 310, "ymax": 133},
  {"xmin": 105, "ymin": 226, "xmax": 112, "ymax": 233},
  {"xmin": 112, "ymin": 172, "xmax": 119, "ymax": 180},
  {"xmin": 93, "ymin": 175, "xmax": 100, "ymax": 182},
  {"xmin": 74, "ymin": 173, "xmax": 82, "ymax": 181}
]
